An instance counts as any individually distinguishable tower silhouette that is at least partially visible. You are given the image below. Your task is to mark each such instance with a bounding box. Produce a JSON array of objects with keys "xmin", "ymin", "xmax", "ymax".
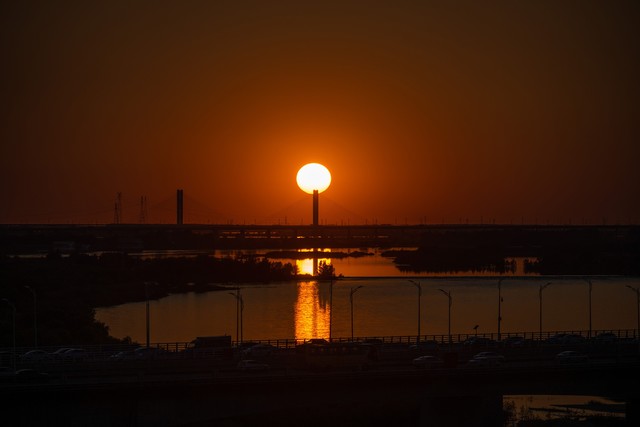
[
  {"xmin": 177, "ymin": 189, "xmax": 184, "ymax": 225},
  {"xmin": 139, "ymin": 196, "xmax": 148, "ymax": 224},
  {"xmin": 113, "ymin": 192, "xmax": 122, "ymax": 224}
]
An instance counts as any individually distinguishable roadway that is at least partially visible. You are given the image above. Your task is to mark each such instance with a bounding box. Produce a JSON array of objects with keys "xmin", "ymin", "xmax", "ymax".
[{"xmin": 1, "ymin": 340, "xmax": 639, "ymax": 427}]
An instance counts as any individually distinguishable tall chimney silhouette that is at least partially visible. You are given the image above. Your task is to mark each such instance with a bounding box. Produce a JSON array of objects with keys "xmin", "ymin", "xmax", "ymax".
[
  {"xmin": 177, "ymin": 189, "xmax": 184, "ymax": 225},
  {"xmin": 313, "ymin": 190, "xmax": 319, "ymax": 226}
]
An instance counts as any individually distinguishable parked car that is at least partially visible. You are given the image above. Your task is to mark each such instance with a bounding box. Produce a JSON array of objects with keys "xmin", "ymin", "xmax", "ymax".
[
  {"xmin": 61, "ymin": 348, "xmax": 88, "ymax": 361},
  {"xmin": 14, "ymin": 369, "xmax": 50, "ymax": 383},
  {"xmin": 243, "ymin": 344, "xmax": 275, "ymax": 358},
  {"xmin": 20, "ymin": 350, "xmax": 51, "ymax": 362},
  {"xmin": 468, "ymin": 352, "xmax": 505, "ymax": 367},
  {"xmin": 110, "ymin": 349, "xmax": 139, "ymax": 361},
  {"xmin": 133, "ymin": 347, "xmax": 168, "ymax": 360},
  {"xmin": 463, "ymin": 337, "xmax": 495, "ymax": 347},
  {"xmin": 0, "ymin": 367, "xmax": 14, "ymax": 383},
  {"xmin": 412, "ymin": 355, "xmax": 444, "ymax": 369},
  {"xmin": 561, "ymin": 334, "xmax": 586, "ymax": 345},
  {"xmin": 409, "ymin": 340, "xmax": 439, "ymax": 351},
  {"xmin": 237, "ymin": 359, "xmax": 270, "ymax": 372},
  {"xmin": 546, "ymin": 334, "xmax": 567, "ymax": 344},
  {"xmin": 51, "ymin": 348, "xmax": 74, "ymax": 359},
  {"xmin": 594, "ymin": 332, "xmax": 617, "ymax": 344},
  {"xmin": 502, "ymin": 336, "xmax": 526, "ymax": 347},
  {"xmin": 556, "ymin": 351, "xmax": 588, "ymax": 364}
]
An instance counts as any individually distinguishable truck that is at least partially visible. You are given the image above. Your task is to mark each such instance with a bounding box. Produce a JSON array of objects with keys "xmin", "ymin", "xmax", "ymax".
[{"xmin": 184, "ymin": 335, "xmax": 233, "ymax": 359}]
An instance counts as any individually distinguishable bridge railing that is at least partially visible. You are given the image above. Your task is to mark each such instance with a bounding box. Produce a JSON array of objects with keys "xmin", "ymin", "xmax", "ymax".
[{"xmin": 1, "ymin": 329, "xmax": 637, "ymax": 366}]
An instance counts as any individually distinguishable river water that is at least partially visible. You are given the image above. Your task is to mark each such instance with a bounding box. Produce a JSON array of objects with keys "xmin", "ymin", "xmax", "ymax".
[{"xmin": 95, "ymin": 248, "xmax": 639, "ymax": 344}]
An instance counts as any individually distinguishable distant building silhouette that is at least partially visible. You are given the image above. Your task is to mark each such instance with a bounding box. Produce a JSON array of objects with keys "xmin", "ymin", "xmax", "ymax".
[{"xmin": 177, "ymin": 189, "xmax": 184, "ymax": 225}]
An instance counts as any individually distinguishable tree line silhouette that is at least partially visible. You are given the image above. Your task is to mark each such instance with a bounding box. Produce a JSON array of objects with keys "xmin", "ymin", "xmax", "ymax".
[
  {"xmin": 0, "ymin": 253, "xmax": 297, "ymax": 347},
  {"xmin": 385, "ymin": 227, "xmax": 640, "ymax": 275}
]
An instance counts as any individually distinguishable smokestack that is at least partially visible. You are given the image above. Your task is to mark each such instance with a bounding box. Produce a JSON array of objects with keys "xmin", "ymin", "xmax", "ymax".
[
  {"xmin": 313, "ymin": 189, "xmax": 319, "ymax": 226},
  {"xmin": 177, "ymin": 189, "xmax": 184, "ymax": 225}
]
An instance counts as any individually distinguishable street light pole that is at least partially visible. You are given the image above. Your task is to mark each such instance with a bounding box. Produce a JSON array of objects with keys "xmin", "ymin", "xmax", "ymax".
[
  {"xmin": 1, "ymin": 299, "xmax": 16, "ymax": 371},
  {"xmin": 350, "ymin": 286, "xmax": 364, "ymax": 341},
  {"xmin": 539, "ymin": 282, "xmax": 552, "ymax": 340},
  {"xmin": 498, "ymin": 279, "xmax": 504, "ymax": 342},
  {"xmin": 586, "ymin": 279, "xmax": 593, "ymax": 339},
  {"xmin": 408, "ymin": 280, "xmax": 422, "ymax": 345},
  {"xmin": 329, "ymin": 278, "xmax": 334, "ymax": 342},
  {"xmin": 626, "ymin": 285, "xmax": 640, "ymax": 337},
  {"xmin": 438, "ymin": 289, "xmax": 452, "ymax": 347},
  {"xmin": 145, "ymin": 282, "xmax": 150, "ymax": 348},
  {"xmin": 25, "ymin": 285, "xmax": 37, "ymax": 348},
  {"xmin": 229, "ymin": 289, "xmax": 244, "ymax": 346}
]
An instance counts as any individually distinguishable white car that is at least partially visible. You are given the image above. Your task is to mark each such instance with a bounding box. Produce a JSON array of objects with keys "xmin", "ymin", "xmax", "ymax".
[
  {"xmin": 556, "ymin": 351, "xmax": 588, "ymax": 364},
  {"xmin": 468, "ymin": 352, "xmax": 505, "ymax": 367},
  {"xmin": 412, "ymin": 355, "xmax": 444, "ymax": 369}
]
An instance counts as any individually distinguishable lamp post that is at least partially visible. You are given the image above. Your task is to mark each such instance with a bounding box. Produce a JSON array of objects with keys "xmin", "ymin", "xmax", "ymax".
[
  {"xmin": 24, "ymin": 285, "xmax": 37, "ymax": 348},
  {"xmin": 329, "ymin": 278, "xmax": 334, "ymax": 341},
  {"xmin": 1, "ymin": 298, "xmax": 16, "ymax": 371},
  {"xmin": 497, "ymin": 279, "xmax": 504, "ymax": 342},
  {"xmin": 350, "ymin": 286, "xmax": 364, "ymax": 341},
  {"xmin": 586, "ymin": 279, "xmax": 593, "ymax": 339},
  {"xmin": 438, "ymin": 289, "xmax": 452, "ymax": 347},
  {"xmin": 144, "ymin": 282, "xmax": 150, "ymax": 348},
  {"xmin": 229, "ymin": 289, "xmax": 244, "ymax": 346},
  {"xmin": 539, "ymin": 282, "xmax": 552, "ymax": 340},
  {"xmin": 408, "ymin": 280, "xmax": 422, "ymax": 345},
  {"xmin": 626, "ymin": 285, "xmax": 640, "ymax": 337}
]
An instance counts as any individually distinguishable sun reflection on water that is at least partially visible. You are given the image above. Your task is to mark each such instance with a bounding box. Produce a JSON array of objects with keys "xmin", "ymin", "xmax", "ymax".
[
  {"xmin": 295, "ymin": 249, "xmax": 332, "ymax": 276},
  {"xmin": 294, "ymin": 281, "xmax": 330, "ymax": 340},
  {"xmin": 296, "ymin": 258, "xmax": 316, "ymax": 276}
]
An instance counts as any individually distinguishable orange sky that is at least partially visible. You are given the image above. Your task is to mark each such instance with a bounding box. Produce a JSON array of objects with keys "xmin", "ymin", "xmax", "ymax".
[{"xmin": 2, "ymin": 1, "xmax": 639, "ymax": 225}]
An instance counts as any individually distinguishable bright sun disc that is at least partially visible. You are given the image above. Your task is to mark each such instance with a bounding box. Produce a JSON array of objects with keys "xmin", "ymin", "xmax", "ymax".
[{"xmin": 296, "ymin": 163, "xmax": 331, "ymax": 194}]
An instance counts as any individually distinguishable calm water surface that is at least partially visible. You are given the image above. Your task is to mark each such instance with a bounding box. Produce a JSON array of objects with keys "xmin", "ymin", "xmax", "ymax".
[{"xmin": 95, "ymin": 249, "xmax": 639, "ymax": 343}]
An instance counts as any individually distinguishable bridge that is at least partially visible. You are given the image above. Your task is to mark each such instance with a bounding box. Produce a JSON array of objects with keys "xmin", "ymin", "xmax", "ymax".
[
  {"xmin": 2, "ymin": 333, "xmax": 639, "ymax": 426},
  {"xmin": 2, "ymin": 223, "xmax": 637, "ymax": 252}
]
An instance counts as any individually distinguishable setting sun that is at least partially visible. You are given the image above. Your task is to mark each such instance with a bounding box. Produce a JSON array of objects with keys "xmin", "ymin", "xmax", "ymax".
[{"xmin": 296, "ymin": 163, "xmax": 332, "ymax": 194}]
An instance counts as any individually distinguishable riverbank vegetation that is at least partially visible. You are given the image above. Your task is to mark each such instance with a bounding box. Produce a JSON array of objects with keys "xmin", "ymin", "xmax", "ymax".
[
  {"xmin": 0, "ymin": 253, "xmax": 297, "ymax": 347},
  {"xmin": 385, "ymin": 228, "xmax": 640, "ymax": 275}
]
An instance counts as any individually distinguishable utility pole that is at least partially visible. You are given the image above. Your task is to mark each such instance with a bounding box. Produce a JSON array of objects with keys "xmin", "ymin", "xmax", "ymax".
[
  {"xmin": 25, "ymin": 286, "xmax": 37, "ymax": 347},
  {"xmin": 350, "ymin": 286, "xmax": 364, "ymax": 341},
  {"xmin": 1, "ymin": 299, "xmax": 16, "ymax": 371},
  {"xmin": 626, "ymin": 286, "xmax": 640, "ymax": 337},
  {"xmin": 438, "ymin": 289, "xmax": 452, "ymax": 348},
  {"xmin": 229, "ymin": 289, "xmax": 244, "ymax": 346},
  {"xmin": 539, "ymin": 282, "xmax": 552, "ymax": 340},
  {"xmin": 586, "ymin": 279, "xmax": 593, "ymax": 339},
  {"xmin": 145, "ymin": 282, "xmax": 150, "ymax": 348},
  {"xmin": 329, "ymin": 279, "xmax": 334, "ymax": 341},
  {"xmin": 409, "ymin": 280, "xmax": 422, "ymax": 345},
  {"xmin": 498, "ymin": 279, "xmax": 504, "ymax": 342}
]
